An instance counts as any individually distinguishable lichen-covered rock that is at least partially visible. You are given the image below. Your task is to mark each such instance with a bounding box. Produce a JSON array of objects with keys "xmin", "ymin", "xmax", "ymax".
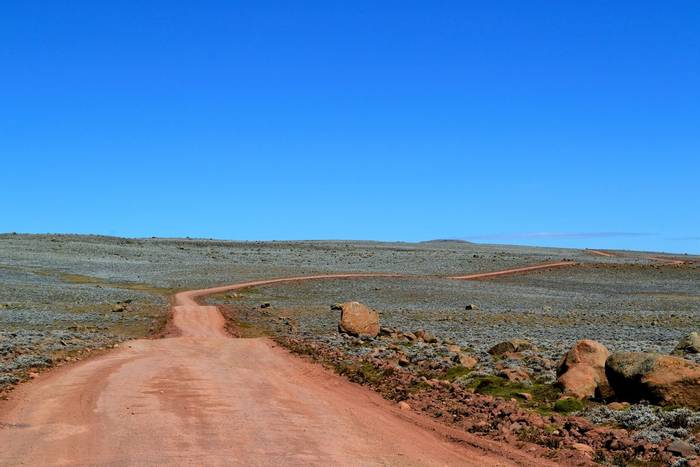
[
  {"xmin": 672, "ymin": 332, "xmax": 700, "ymax": 355},
  {"xmin": 556, "ymin": 339, "xmax": 612, "ymax": 399},
  {"xmin": 337, "ymin": 302, "xmax": 380, "ymax": 338},
  {"xmin": 606, "ymin": 352, "xmax": 700, "ymax": 408},
  {"xmin": 488, "ymin": 339, "xmax": 537, "ymax": 355}
]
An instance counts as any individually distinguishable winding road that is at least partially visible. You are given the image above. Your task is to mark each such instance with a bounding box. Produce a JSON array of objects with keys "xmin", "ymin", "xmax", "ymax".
[{"xmin": 0, "ymin": 269, "xmax": 573, "ymax": 466}]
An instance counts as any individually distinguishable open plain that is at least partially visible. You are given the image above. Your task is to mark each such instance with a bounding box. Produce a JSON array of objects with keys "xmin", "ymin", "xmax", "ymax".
[{"xmin": 1, "ymin": 234, "xmax": 699, "ymax": 465}]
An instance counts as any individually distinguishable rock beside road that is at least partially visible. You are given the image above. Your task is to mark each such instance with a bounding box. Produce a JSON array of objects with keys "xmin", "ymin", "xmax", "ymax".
[
  {"xmin": 606, "ymin": 352, "xmax": 700, "ymax": 408},
  {"xmin": 556, "ymin": 339, "xmax": 612, "ymax": 400},
  {"xmin": 337, "ymin": 302, "xmax": 380, "ymax": 338}
]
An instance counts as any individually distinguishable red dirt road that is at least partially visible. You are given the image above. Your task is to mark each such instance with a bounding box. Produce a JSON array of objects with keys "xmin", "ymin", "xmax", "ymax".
[
  {"xmin": 449, "ymin": 261, "xmax": 576, "ymax": 280},
  {"xmin": 0, "ymin": 273, "xmax": 559, "ymax": 466},
  {"xmin": 586, "ymin": 248, "xmax": 691, "ymax": 265}
]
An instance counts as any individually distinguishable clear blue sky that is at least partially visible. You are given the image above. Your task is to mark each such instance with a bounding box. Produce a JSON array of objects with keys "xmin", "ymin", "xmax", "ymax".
[{"xmin": 1, "ymin": 1, "xmax": 698, "ymax": 253}]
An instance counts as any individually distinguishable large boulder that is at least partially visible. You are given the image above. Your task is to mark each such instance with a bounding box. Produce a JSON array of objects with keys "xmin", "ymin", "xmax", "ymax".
[
  {"xmin": 672, "ymin": 332, "xmax": 700, "ymax": 355},
  {"xmin": 488, "ymin": 339, "xmax": 537, "ymax": 356},
  {"xmin": 606, "ymin": 352, "xmax": 700, "ymax": 408},
  {"xmin": 337, "ymin": 302, "xmax": 380, "ymax": 338},
  {"xmin": 556, "ymin": 340, "xmax": 612, "ymax": 399}
]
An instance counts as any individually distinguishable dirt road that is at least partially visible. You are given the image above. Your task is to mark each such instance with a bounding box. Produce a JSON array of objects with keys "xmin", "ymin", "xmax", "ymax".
[
  {"xmin": 449, "ymin": 261, "xmax": 575, "ymax": 280},
  {"xmin": 0, "ymin": 272, "xmax": 559, "ymax": 466},
  {"xmin": 586, "ymin": 248, "xmax": 691, "ymax": 265}
]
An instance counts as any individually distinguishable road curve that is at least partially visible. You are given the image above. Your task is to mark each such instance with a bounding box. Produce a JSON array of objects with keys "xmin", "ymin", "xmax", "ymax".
[
  {"xmin": 0, "ymin": 271, "xmax": 561, "ymax": 466},
  {"xmin": 449, "ymin": 261, "xmax": 575, "ymax": 280}
]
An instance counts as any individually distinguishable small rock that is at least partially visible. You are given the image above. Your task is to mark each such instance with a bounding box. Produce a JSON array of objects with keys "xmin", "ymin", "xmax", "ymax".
[
  {"xmin": 111, "ymin": 304, "xmax": 127, "ymax": 313},
  {"xmin": 465, "ymin": 304, "xmax": 479, "ymax": 310},
  {"xmin": 668, "ymin": 439, "xmax": 697, "ymax": 457},
  {"xmin": 398, "ymin": 401, "xmax": 411, "ymax": 411},
  {"xmin": 488, "ymin": 339, "xmax": 537, "ymax": 355},
  {"xmin": 403, "ymin": 332, "xmax": 417, "ymax": 342},
  {"xmin": 446, "ymin": 344, "xmax": 461, "ymax": 353},
  {"xmin": 454, "ymin": 352, "xmax": 478, "ymax": 369},
  {"xmin": 606, "ymin": 401, "xmax": 629, "ymax": 411},
  {"xmin": 415, "ymin": 329, "xmax": 438, "ymax": 344},
  {"xmin": 571, "ymin": 443, "xmax": 595, "ymax": 457},
  {"xmin": 516, "ymin": 392, "xmax": 532, "ymax": 401},
  {"xmin": 498, "ymin": 367, "xmax": 531, "ymax": 383},
  {"xmin": 260, "ymin": 303, "xmax": 271, "ymax": 309}
]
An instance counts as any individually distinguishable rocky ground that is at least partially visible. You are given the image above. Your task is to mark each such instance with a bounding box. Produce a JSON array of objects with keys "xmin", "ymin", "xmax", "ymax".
[
  {"xmin": 208, "ymin": 261, "xmax": 700, "ymax": 465},
  {"xmin": 2, "ymin": 233, "xmax": 699, "ymax": 464}
]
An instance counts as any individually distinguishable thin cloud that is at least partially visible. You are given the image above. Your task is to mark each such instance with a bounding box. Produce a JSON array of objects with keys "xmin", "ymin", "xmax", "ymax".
[
  {"xmin": 464, "ymin": 232, "xmax": 652, "ymax": 241},
  {"xmin": 668, "ymin": 236, "xmax": 700, "ymax": 241}
]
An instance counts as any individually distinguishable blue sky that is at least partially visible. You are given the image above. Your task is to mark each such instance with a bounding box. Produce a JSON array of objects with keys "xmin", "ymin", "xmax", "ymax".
[{"xmin": 1, "ymin": 1, "xmax": 698, "ymax": 253}]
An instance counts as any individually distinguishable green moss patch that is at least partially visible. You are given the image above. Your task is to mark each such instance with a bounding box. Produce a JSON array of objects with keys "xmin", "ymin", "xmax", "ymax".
[{"xmin": 553, "ymin": 397, "xmax": 584, "ymax": 414}]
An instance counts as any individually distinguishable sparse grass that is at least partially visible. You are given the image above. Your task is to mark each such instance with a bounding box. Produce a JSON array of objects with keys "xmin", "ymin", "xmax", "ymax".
[
  {"xmin": 336, "ymin": 361, "xmax": 393, "ymax": 386},
  {"xmin": 553, "ymin": 397, "xmax": 584, "ymax": 414},
  {"xmin": 467, "ymin": 375, "xmax": 563, "ymax": 413},
  {"xmin": 445, "ymin": 365, "xmax": 471, "ymax": 381}
]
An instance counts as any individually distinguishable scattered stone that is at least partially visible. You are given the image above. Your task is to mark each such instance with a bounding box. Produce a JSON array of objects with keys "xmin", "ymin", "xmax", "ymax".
[
  {"xmin": 606, "ymin": 352, "xmax": 700, "ymax": 408},
  {"xmin": 111, "ymin": 304, "xmax": 127, "ymax": 313},
  {"xmin": 516, "ymin": 392, "xmax": 533, "ymax": 401},
  {"xmin": 337, "ymin": 302, "xmax": 380, "ymax": 338},
  {"xmin": 488, "ymin": 339, "xmax": 537, "ymax": 356},
  {"xmin": 571, "ymin": 442, "xmax": 595, "ymax": 457},
  {"xmin": 330, "ymin": 303, "xmax": 342, "ymax": 311},
  {"xmin": 606, "ymin": 401, "xmax": 629, "ymax": 411},
  {"xmin": 673, "ymin": 332, "xmax": 700, "ymax": 355},
  {"xmin": 668, "ymin": 439, "xmax": 697, "ymax": 457},
  {"xmin": 497, "ymin": 367, "xmax": 530, "ymax": 383},
  {"xmin": 556, "ymin": 339, "xmax": 612, "ymax": 399},
  {"xmin": 415, "ymin": 329, "xmax": 437, "ymax": 344},
  {"xmin": 454, "ymin": 352, "xmax": 478, "ymax": 369},
  {"xmin": 260, "ymin": 303, "xmax": 271, "ymax": 309},
  {"xmin": 398, "ymin": 401, "xmax": 411, "ymax": 411},
  {"xmin": 403, "ymin": 332, "xmax": 417, "ymax": 342},
  {"xmin": 464, "ymin": 304, "xmax": 479, "ymax": 310},
  {"xmin": 446, "ymin": 344, "xmax": 461, "ymax": 353}
]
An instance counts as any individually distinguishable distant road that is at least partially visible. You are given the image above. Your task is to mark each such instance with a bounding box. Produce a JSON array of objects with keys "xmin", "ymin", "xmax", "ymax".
[{"xmin": 586, "ymin": 248, "xmax": 691, "ymax": 265}]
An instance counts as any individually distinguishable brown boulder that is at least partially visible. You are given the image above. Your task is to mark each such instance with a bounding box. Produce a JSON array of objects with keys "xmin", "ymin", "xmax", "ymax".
[
  {"xmin": 606, "ymin": 352, "xmax": 700, "ymax": 408},
  {"xmin": 337, "ymin": 302, "xmax": 380, "ymax": 338},
  {"xmin": 673, "ymin": 332, "xmax": 700, "ymax": 355},
  {"xmin": 488, "ymin": 339, "xmax": 537, "ymax": 355},
  {"xmin": 556, "ymin": 340, "xmax": 612, "ymax": 399}
]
